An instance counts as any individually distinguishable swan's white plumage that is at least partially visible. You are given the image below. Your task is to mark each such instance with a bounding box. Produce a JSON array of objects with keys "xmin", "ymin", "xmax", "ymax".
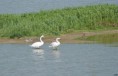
[
  {"xmin": 30, "ymin": 35, "xmax": 44, "ymax": 48},
  {"xmin": 49, "ymin": 38, "xmax": 61, "ymax": 49}
]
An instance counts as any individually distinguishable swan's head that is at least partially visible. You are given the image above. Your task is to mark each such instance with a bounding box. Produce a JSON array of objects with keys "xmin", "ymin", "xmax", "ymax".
[
  {"xmin": 41, "ymin": 35, "xmax": 44, "ymax": 38},
  {"xmin": 57, "ymin": 38, "xmax": 61, "ymax": 40}
]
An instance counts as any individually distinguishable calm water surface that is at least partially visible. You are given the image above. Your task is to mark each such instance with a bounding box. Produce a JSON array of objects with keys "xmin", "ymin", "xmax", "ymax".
[
  {"xmin": 0, "ymin": 0, "xmax": 118, "ymax": 14},
  {"xmin": 0, "ymin": 43, "xmax": 118, "ymax": 76}
]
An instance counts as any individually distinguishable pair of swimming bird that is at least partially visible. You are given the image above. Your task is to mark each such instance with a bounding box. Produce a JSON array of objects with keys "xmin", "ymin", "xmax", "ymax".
[{"xmin": 30, "ymin": 35, "xmax": 61, "ymax": 49}]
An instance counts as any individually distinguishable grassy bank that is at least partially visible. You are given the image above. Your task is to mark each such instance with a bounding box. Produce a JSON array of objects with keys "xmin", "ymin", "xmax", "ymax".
[{"xmin": 0, "ymin": 4, "xmax": 118, "ymax": 38}]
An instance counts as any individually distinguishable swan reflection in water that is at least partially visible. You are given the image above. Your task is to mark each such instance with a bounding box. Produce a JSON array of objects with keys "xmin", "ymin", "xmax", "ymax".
[
  {"xmin": 32, "ymin": 49, "xmax": 44, "ymax": 60},
  {"xmin": 51, "ymin": 49, "xmax": 62, "ymax": 62},
  {"xmin": 52, "ymin": 50, "xmax": 60, "ymax": 59}
]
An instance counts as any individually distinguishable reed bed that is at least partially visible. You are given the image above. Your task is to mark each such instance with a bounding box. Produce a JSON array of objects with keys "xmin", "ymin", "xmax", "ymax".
[{"xmin": 0, "ymin": 4, "xmax": 118, "ymax": 38}]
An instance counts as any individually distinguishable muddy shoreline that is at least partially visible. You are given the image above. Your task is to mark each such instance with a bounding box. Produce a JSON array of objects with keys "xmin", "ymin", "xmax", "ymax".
[{"xmin": 0, "ymin": 30, "xmax": 118, "ymax": 44}]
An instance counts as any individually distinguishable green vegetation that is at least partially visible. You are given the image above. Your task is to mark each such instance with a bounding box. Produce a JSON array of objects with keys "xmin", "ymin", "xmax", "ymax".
[{"xmin": 0, "ymin": 4, "xmax": 118, "ymax": 38}]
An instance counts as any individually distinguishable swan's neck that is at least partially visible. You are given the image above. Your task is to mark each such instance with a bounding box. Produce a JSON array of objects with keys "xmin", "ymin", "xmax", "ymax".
[
  {"xmin": 40, "ymin": 37, "xmax": 43, "ymax": 43},
  {"xmin": 56, "ymin": 39, "xmax": 60, "ymax": 43}
]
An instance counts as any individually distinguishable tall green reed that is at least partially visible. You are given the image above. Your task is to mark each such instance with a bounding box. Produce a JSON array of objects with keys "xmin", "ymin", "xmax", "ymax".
[{"xmin": 0, "ymin": 4, "xmax": 118, "ymax": 38}]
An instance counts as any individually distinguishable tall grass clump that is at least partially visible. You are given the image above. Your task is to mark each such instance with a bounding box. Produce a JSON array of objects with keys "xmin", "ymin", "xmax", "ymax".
[{"xmin": 0, "ymin": 4, "xmax": 118, "ymax": 38}]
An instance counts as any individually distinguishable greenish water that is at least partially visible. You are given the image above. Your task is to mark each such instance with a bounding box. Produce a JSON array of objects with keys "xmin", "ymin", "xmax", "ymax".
[
  {"xmin": 79, "ymin": 33, "xmax": 118, "ymax": 44},
  {"xmin": 0, "ymin": 43, "xmax": 118, "ymax": 76}
]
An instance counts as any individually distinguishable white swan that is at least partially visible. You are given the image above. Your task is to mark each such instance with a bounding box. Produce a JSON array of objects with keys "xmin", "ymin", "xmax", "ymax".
[
  {"xmin": 49, "ymin": 38, "xmax": 61, "ymax": 50},
  {"xmin": 30, "ymin": 35, "xmax": 44, "ymax": 49}
]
